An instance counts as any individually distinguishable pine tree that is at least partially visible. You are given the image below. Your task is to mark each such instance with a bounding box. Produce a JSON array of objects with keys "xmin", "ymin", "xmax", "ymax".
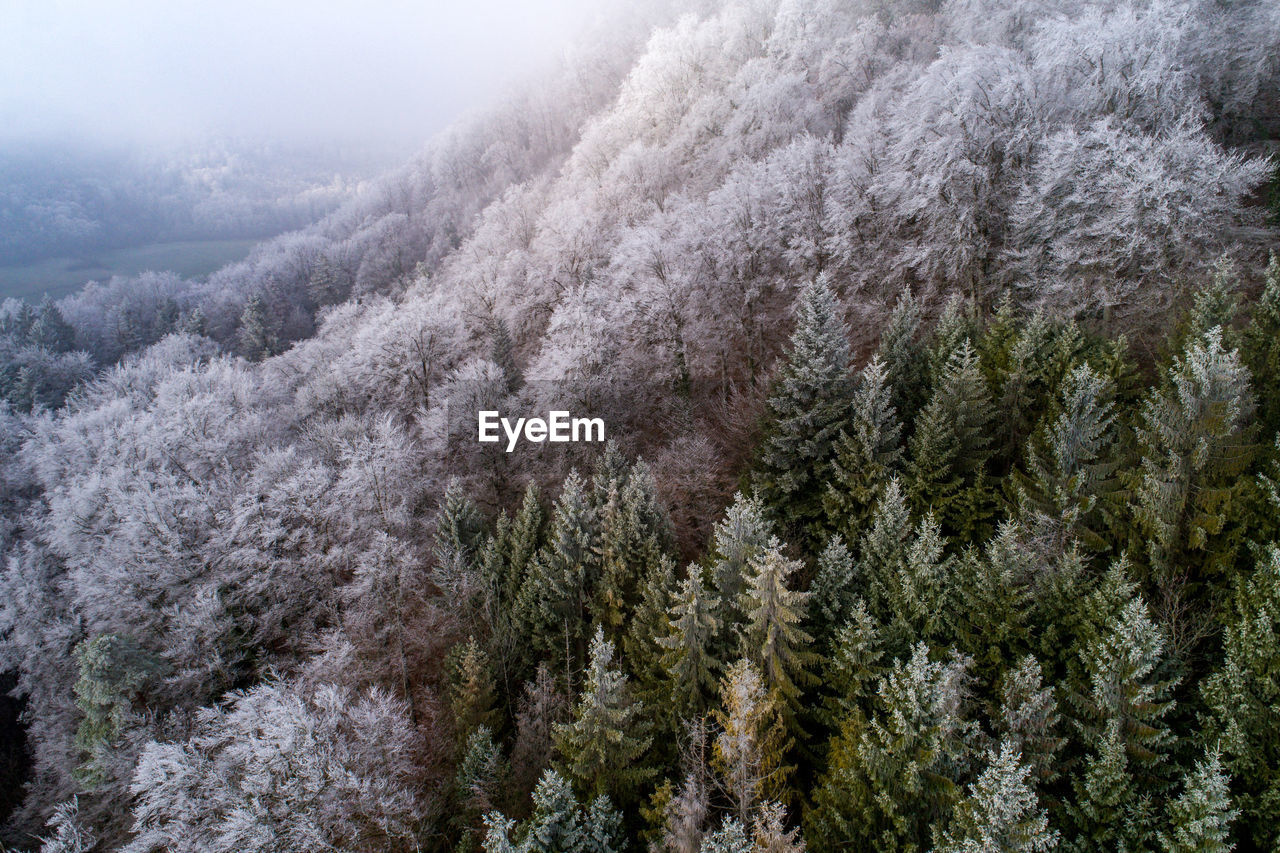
[
  {"xmin": 1186, "ymin": 256, "xmax": 1242, "ymax": 347},
  {"xmin": 950, "ymin": 523, "xmax": 1036, "ymax": 685},
  {"xmin": 876, "ymin": 287, "xmax": 928, "ymax": 429},
  {"xmin": 754, "ymin": 277, "xmax": 856, "ymax": 545},
  {"xmin": 73, "ymin": 634, "xmax": 161, "ymax": 786},
  {"xmin": 994, "ymin": 655, "xmax": 1065, "ymax": 790},
  {"xmin": 933, "ymin": 741, "xmax": 1058, "ymax": 853},
  {"xmin": 450, "ymin": 636, "xmax": 502, "ymax": 740},
  {"xmin": 623, "ymin": 555, "xmax": 680, "ymax": 716},
  {"xmin": 806, "ymin": 645, "xmax": 975, "ymax": 852},
  {"xmin": 807, "ymin": 535, "xmax": 858, "ymax": 651},
  {"xmin": 516, "ymin": 471, "xmax": 599, "ymax": 675},
  {"xmin": 593, "ymin": 460, "xmax": 673, "ymax": 644},
  {"xmin": 554, "ymin": 627, "xmax": 653, "ymax": 805},
  {"xmin": 1157, "ymin": 749, "xmax": 1236, "ymax": 853},
  {"xmin": 819, "ymin": 599, "xmax": 884, "ymax": 731},
  {"xmin": 491, "ymin": 316, "xmax": 524, "ymax": 393},
  {"xmin": 867, "ymin": 504, "xmax": 954, "ymax": 656},
  {"xmin": 1014, "ymin": 363, "xmax": 1119, "ymax": 555},
  {"xmin": 660, "ymin": 571, "xmax": 722, "ymax": 720},
  {"xmin": 1066, "ymin": 720, "xmax": 1154, "ymax": 852},
  {"xmin": 707, "ymin": 493, "xmax": 774, "ymax": 656},
  {"xmin": 237, "ymin": 294, "xmax": 276, "ymax": 361},
  {"xmin": 1132, "ymin": 327, "xmax": 1256, "ymax": 653},
  {"xmin": 697, "ymin": 819, "xmax": 752, "ymax": 853},
  {"xmin": 482, "ymin": 769, "xmax": 624, "ymax": 853},
  {"xmin": 712, "ymin": 661, "xmax": 790, "ymax": 825},
  {"xmin": 906, "ymin": 338, "xmax": 996, "ymax": 541},
  {"xmin": 434, "ymin": 478, "xmax": 487, "ymax": 623},
  {"xmin": 738, "ymin": 537, "xmax": 816, "ymax": 724},
  {"xmin": 456, "ymin": 725, "xmax": 509, "ymax": 835},
  {"xmin": 30, "ymin": 296, "xmax": 77, "ymax": 353},
  {"xmin": 823, "ymin": 356, "xmax": 903, "ymax": 542},
  {"xmin": 749, "ymin": 802, "xmax": 804, "ymax": 853},
  {"xmin": 1202, "ymin": 543, "xmax": 1280, "ymax": 849},
  {"xmin": 1242, "ymin": 252, "xmax": 1280, "ymax": 438},
  {"xmin": 1067, "ymin": 561, "xmax": 1177, "ymax": 823},
  {"xmin": 928, "ymin": 294, "xmax": 979, "ymax": 386}
]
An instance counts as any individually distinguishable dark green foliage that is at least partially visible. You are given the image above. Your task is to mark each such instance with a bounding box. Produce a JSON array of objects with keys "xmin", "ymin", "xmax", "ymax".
[
  {"xmin": 906, "ymin": 338, "xmax": 997, "ymax": 541},
  {"xmin": 1242, "ymin": 253, "xmax": 1280, "ymax": 440},
  {"xmin": 1201, "ymin": 543, "xmax": 1280, "ymax": 849},
  {"xmin": 1131, "ymin": 327, "xmax": 1257, "ymax": 655},
  {"xmin": 876, "ymin": 287, "xmax": 929, "ymax": 429},
  {"xmin": 754, "ymin": 278, "xmax": 856, "ymax": 546},
  {"xmin": 807, "ymin": 535, "xmax": 858, "ymax": 651},
  {"xmin": 73, "ymin": 634, "xmax": 161, "ymax": 786},
  {"xmin": 822, "ymin": 355, "xmax": 903, "ymax": 543},
  {"xmin": 806, "ymin": 645, "xmax": 975, "ymax": 852},
  {"xmin": 555, "ymin": 628, "xmax": 654, "ymax": 806}
]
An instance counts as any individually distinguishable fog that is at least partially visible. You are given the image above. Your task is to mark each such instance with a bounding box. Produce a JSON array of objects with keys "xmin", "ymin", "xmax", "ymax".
[{"xmin": 0, "ymin": 0, "xmax": 604, "ymax": 154}]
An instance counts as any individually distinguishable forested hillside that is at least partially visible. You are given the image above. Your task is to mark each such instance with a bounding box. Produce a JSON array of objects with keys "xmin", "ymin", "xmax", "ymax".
[{"xmin": 2, "ymin": 0, "xmax": 1280, "ymax": 850}]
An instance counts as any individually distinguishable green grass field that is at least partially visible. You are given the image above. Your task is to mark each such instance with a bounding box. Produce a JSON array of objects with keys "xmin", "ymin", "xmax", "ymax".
[{"xmin": 0, "ymin": 238, "xmax": 260, "ymax": 302}]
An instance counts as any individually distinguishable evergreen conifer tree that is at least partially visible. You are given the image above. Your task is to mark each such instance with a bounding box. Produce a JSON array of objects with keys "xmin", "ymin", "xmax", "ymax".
[
  {"xmin": 1067, "ymin": 561, "xmax": 1177, "ymax": 818},
  {"xmin": 738, "ymin": 537, "xmax": 816, "ymax": 725},
  {"xmin": 554, "ymin": 627, "xmax": 653, "ymax": 805},
  {"xmin": 516, "ymin": 472, "xmax": 599, "ymax": 676},
  {"xmin": 876, "ymin": 287, "xmax": 928, "ymax": 429},
  {"xmin": 456, "ymin": 725, "xmax": 508, "ymax": 836},
  {"xmin": 754, "ymin": 277, "xmax": 856, "ymax": 545},
  {"xmin": 450, "ymin": 636, "xmax": 502, "ymax": 740},
  {"xmin": 807, "ymin": 535, "xmax": 858, "ymax": 651},
  {"xmin": 712, "ymin": 661, "xmax": 790, "ymax": 825},
  {"xmin": 1014, "ymin": 363, "xmax": 1119, "ymax": 555},
  {"xmin": 994, "ymin": 655, "xmax": 1065, "ymax": 790},
  {"xmin": 806, "ymin": 645, "xmax": 975, "ymax": 852},
  {"xmin": 1157, "ymin": 749, "xmax": 1236, "ymax": 853},
  {"xmin": 933, "ymin": 741, "xmax": 1058, "ymax": 853},
  {"xmin": 1242, "ymin": 252, "xmax": 1280, "ymax": 439},
  {"xmin": 707, "ymin": 493, "xmax": 774, "ymax": 656},
  {"xmin": 950, "ymin": 523, "xmax": 1036, "ymax": 685},
  {"xmin": 1201, "ymin": 543, "xmax": 1280, "ymax": 848},
  {"xmin": 906, "ymin": 338, "xmax": 996, "ymax": 541},
  {"xmin": 660, "ymin": 571, "xmax": 722, "ymax": 720},
  {"xmin": 1132, "ymin": 327, "xmax": 1256, "ymax": 651},
  {"xmin": 823, "ymin": 356, "xmax": 903, "ymax": 542}
]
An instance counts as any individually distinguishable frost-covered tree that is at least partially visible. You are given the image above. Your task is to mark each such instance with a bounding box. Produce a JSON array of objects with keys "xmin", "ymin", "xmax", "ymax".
[
  {"xmin": 706, "ymin": 493, "xmax": 774, "ymax": 654},
  {"xmin": 554, "ymin": 627, "xmax": 652, "ymax": 805},
  {"xmin": 807, "ymin": 535, "xmax": 857, "ymax": 650},
  {"xmin": 1014, "ymin": 363, "xmax": 1119, "ymax": 554},
  {"xmin": 125, "ymin": 681, "xmax": 425, "ymax": 853},
  {"xmin": 481, "ymin": 769, "xmax": 623, "ymax": 853},
  {"xmin": 712, "ymin": 660, "xmax": 789, "ymax": 825},
  {"xmin": 994, "ymin": 655, "xmax": 1064, "ymax": 790},
  {"xmin": 807, "ymin": 645, "xmax": 975, "ymax": 852},
  {"xmin": 933, "ymin": 741, "xmax": 1058, "ymax": 853},
  {"xmin": 1157, "ymin": 749, "xmax": 1236, "ymax": 853},
  {"xmin": 1132, "ymin": 328, "xmax": 1256, "ymax": 650}
]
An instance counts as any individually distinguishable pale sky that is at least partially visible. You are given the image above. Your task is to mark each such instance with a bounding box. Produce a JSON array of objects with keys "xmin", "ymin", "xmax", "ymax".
[{"xmin": 0, "ymin": 0, "xmax": 604, "ymax": 151}]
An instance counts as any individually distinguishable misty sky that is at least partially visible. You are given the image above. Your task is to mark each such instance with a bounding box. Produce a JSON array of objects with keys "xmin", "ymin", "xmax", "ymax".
[{"xmin": 0, "ymin": 0, "xmax": 603, "ymax": 152}]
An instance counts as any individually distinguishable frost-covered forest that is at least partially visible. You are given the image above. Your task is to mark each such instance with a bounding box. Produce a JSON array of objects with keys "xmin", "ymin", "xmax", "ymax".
[{"xmin": 2, "ymin": 0, "xmax": 1280, "ymax": 850}]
